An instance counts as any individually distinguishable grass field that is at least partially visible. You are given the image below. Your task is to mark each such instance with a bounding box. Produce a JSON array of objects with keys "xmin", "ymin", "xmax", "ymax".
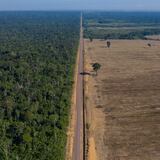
[{"xmin": 84, "ymin": 39, "xmax": 160, "ymax": 160}]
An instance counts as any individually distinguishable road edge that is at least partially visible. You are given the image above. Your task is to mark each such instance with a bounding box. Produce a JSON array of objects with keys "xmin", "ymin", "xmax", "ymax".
[{"xmin": 65, "ymin": 43, "xmax": 80, "ymax": 160}]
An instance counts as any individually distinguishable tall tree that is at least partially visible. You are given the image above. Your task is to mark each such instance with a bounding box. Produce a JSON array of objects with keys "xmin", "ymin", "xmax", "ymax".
[{"xmin": 92, "ymin": 63, "xmax": 101, "ymax": 76}]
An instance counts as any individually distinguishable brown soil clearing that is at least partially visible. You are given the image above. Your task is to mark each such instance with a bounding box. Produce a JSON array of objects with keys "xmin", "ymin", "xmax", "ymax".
[{"xmin": 84, "ymin": 39, "xmax": 160, "ymax": 160}]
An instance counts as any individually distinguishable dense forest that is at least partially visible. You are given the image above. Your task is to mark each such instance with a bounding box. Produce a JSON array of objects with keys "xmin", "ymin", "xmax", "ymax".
[
  {"xmin": 83, "ymin": 12, "xmax": 160, "ymax": 39},
  {"xmin": 0, "ymin": 11, "xmax": 80, "ymax": 160}
]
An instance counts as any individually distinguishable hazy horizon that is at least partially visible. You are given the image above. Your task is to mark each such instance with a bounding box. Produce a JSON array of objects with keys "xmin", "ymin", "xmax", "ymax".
[{"xmin": 0, "ymin": 0, "xmax": 160, "ymax": 11}]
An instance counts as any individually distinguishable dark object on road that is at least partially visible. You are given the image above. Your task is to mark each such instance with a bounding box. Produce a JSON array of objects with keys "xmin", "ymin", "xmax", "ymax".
[{"xmin": 148, "ymin": 43, "xmax": 152, "ymax": 47}]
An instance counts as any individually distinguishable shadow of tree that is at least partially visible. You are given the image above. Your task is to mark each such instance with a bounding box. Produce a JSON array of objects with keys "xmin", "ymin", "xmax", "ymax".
[
  {"xmin": 80, "ymin": 72, "xmax": 91, "ymax": 75},
  {"xmin": 80, "ymin": 71, "xmax": 97, "ymax": 77}
]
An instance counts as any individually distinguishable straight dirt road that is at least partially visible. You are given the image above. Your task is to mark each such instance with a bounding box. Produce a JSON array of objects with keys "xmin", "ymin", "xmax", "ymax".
[{"xmin": 72, "ymin": 13, "xmax": 84, "ymax": 160}]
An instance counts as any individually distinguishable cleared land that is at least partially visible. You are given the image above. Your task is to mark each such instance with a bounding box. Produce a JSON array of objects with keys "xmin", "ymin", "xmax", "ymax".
[
  {"xmin": 84, "ymin": 39, "xmax": 160, "ymax": 160},
  {"xmin": 146, "ymin": 35, "xmax": 160, "ymax": 40}
]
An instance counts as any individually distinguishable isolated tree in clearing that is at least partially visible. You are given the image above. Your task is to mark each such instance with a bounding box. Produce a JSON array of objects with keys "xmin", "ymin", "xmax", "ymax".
[
  {"xmin": 107, "ymin": 41, "xmax": 111, "ymax": 48},
  {"xmin": 92, "ymin": 63, "xmax": 101, "ymax": 76},
  {"xmin": 89, "ymin": 36, "xmax": 93, "ymax": 42}
]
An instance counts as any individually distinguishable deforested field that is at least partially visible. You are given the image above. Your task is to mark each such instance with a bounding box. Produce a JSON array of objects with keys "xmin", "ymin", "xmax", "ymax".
[
  {"xmin": 0, "ymin": 11, "xmax": 80, "ymax": 160},
  {"xmin": 84, "ymin": 39, "xmax": 160, "ymax": 160}
]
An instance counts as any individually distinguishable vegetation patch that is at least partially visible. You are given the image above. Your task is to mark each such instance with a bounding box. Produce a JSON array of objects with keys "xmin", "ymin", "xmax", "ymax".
[{"xmin": 83, "ymin": 12, "xmax": 160, "ymax": 39}]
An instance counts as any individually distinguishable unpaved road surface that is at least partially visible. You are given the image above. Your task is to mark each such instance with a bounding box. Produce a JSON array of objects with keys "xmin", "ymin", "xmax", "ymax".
[
  {"xmin": 72, "ymin": 14, "xmax": 84, "ymax": 160},
  {"xmin": 84, "ymin": 39, "xmax": 160, "ymax": 160}
]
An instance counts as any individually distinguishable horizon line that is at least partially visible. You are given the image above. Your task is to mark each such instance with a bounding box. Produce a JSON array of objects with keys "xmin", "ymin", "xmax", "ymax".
[{"xmin": 0, "ymin": 9, "xmax": 160, "ymax": 12}]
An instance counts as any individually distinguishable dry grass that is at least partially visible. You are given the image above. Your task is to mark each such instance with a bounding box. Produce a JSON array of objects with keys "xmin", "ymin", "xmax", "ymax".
[
  {"xmin": 146, "ymin": 35, "xmax": 160, "ymax": 40},
  {"xmin": 84, "ymin": 39, "xmax": 160, "ymax": 160}
]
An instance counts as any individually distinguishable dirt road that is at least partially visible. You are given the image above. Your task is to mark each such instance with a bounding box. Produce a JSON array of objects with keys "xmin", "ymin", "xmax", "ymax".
[{"xmin": 72, "ymin": 13, "xmax": 84, "ymax": 160}]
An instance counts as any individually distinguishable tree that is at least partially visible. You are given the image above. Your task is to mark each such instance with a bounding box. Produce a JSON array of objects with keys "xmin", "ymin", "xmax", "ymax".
[
  {"xmin": 92, "ymin": 63, "xmax": 101, "ymax": 76},
  {"xmin": 89, "ymin": 36, "xmax": 93, "ymax": 42},
  {"xmin": 22, "ymin": 133, "xmax": 32, "ymax": 143},
  {"xmin": 107, "ymin": 41, "xmax": 111, "ymax": 48}
]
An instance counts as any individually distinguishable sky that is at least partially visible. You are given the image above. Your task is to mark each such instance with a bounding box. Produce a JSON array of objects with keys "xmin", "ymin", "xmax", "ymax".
[{"xmin": 0, "ymin": 0, "xmax": 160, "ymax": 11}]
